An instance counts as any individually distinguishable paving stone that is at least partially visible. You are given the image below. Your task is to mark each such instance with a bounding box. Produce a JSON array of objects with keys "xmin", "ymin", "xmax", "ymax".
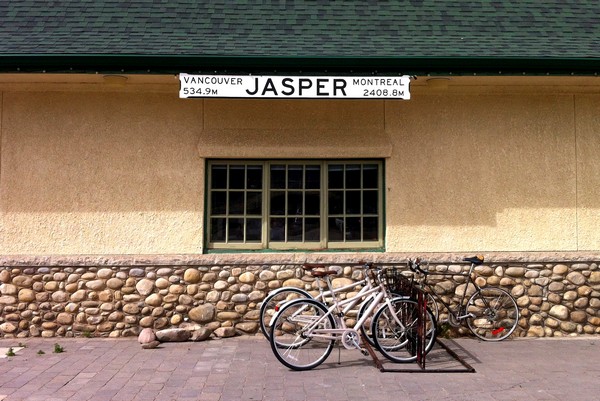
[{"xmin": 0, "ymin": 336, "xmax": 598, "ymax": 400}]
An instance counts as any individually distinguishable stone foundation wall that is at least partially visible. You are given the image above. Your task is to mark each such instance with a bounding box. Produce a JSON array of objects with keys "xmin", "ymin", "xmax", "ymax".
[{"xmin": 1, "ymin": 254, "xmax": 600, "ymax": 339}]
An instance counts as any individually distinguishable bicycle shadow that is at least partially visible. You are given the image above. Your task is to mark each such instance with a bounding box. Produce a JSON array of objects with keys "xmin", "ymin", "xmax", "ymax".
[
  {"xmin": 309, "ymin": 339, "xmax": 479, "ymax": 373},
  {"xmin": 378, "ymin": 339, "xmax": 479, "ymax": 373}
]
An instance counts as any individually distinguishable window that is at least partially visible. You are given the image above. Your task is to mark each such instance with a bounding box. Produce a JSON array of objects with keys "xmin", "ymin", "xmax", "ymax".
[{"xmin": 207, "ymin": 160, "xmax": 383, "ymax": 250}]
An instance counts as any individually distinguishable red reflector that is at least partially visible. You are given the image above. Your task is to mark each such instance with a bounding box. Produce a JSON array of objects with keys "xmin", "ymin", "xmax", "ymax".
[
  {"xmin": 492, "ymin": 327, "xmax": 505, "ymax": 336},
  {"xmin": 275, "ymin": 305, "xmax": 280, "ymax": 312}
]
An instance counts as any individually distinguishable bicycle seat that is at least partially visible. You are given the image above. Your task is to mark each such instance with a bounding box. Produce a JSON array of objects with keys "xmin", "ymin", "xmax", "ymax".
[
  {"xmin": 463, "ymin": 256, "xmax": 484, "ymax": 265},
  {"xmin": 303, "ymin": 263, "xmax": 326, "ymax": 270},
  {"xmin": 310, "ymin": 270, "xmax": 339, "ymax": 277}
]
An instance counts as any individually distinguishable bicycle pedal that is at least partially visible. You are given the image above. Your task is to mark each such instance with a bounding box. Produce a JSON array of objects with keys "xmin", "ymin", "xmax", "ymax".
[{"xmin": 360, "ymin": 348, "xmax": 369, "ymax": 356}]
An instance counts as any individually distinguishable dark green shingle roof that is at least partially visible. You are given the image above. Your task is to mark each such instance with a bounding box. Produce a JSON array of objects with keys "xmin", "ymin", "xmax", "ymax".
[{"xmin": 1, "ymin": 0, "xmax": 599, "ymax": 75}]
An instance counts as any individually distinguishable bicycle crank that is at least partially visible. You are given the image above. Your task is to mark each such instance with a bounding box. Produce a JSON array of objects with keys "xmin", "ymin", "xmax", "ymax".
[
  {"xmin": 341, "ymin": 330, "xmax": 361, "ymax": 349},
  {"xmin": 447, "ymin": 313, "xmax": 461, "ymax": 327},
  {"xmin": 484, "ymin": 308, "xmax": 498, "ymax": 320}
]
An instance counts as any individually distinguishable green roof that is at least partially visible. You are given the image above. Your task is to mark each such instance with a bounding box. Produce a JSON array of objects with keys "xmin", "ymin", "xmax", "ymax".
[{"xmin": 1, "ymin": 0, "xmax": 599, "ymax": 75}]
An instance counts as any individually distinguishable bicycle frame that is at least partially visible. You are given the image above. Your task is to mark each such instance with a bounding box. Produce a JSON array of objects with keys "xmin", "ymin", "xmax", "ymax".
[
  {"xmin": 267, "ymin": 275, "xmax": 371, "ymax": 327},
  {"xmin": 294, "ymin": 273, "xmax": 401, "ymax": 349},
  {"xmin": 416, "ymin": 262, "xmax": 480, "ymax": 322}
]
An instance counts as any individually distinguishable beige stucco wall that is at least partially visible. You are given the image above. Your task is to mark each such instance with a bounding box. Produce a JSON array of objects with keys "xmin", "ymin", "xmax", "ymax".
[
  {"xmin": 386, "ymin": 91, "xmax": 579, "ymax": 252},
  {"xmin": 0, "ymin": 75, "xmax": 599, "ymax": 254},
  {"xmin": 575, "ymin": 94, "xmax": 600, "ymax": 250},
  {"xmin": 197, "ymin": 99, "xmax": 391, "ymax": 158},
  {"xmin": 0, "ymin": 89, "xmax": 204, "ymax": 254}
]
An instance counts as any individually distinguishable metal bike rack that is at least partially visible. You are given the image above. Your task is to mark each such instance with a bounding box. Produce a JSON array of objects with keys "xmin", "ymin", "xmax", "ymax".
[
  {"xmin": 364, "ymin": 338, "xmax": 476, "ymax": 374},
  {"xmin": 364, "ymin": 288, "xmax": 476, "ymax": 373}
]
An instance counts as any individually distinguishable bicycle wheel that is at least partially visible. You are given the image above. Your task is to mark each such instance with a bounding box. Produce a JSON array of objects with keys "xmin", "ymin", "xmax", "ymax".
[
  {"xmin": 357, "ymin": 297, "xmax": 378, "ymax": 347},
  {"xmin": 371, "ymin": 298, "xmax": 437, "ymax": 363},
  {"xmin": 466, "ymin": 287, "xmax": 519, "ymax": 341},
  {"xmin": 269, "ymin": 298, "xmax": 335, "ymax": 371},
  {"xmin": 259, "ymin": 287, "xmax": 312, "ymax": 341},
  {"xmin": 424, "ymin": 291, "xmax": 439, "ymax": 324},
  {"xmin": 357, "ymin": 292, "xmax": 407, "ymax": 347}
]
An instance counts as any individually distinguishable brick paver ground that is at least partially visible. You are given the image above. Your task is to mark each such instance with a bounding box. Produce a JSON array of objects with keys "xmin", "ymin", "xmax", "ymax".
[{"xmin": 0, "ymin": 335, "xmax": 598, "ymax": 401}]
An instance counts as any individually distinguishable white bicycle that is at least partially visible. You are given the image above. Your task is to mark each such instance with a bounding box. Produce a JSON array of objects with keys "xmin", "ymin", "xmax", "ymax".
[
  {"xmin": 259, "ymin": 264, "xmax": 343, "ymax": 341},
  {"xmin": 269, "ymin": 263, "xmax": 437, "ymax": 370},
  {"xmin": 260, "ymin": 263, "xmax": 405, "ymax": 347}
]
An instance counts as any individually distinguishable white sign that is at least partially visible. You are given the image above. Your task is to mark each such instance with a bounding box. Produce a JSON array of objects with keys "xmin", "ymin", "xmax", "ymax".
[{"xmin": 179, "ymin": 74, "xmax": 411, "ymax": 100}]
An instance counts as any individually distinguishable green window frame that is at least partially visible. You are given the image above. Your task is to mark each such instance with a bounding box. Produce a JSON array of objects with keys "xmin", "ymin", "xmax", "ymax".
[{"xmin": 206, "ymin": 160, "xmax": 383, "ymax": 251}]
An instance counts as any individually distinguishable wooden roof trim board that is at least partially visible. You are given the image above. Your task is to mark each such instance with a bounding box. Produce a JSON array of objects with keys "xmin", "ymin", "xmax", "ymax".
[{"xmin": 3, "ymin": 55, "xmax": 600, "ymax": 76}]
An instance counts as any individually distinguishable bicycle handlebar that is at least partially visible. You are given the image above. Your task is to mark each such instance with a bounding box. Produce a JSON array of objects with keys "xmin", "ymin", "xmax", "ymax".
[
  {"xmin": 407, "ymin": 258, "xmax": 428, "ymax": 275},
  {"xmin": 408, "ymin": 255, "xmax": 484, "ymax": 276},
  {"xmin": 302, "ymin": 261, "xmax": 379, "ymax": 275},
  {"xmin": 357, "ymin": 261, "xmax": 377, "ymax": 268}
]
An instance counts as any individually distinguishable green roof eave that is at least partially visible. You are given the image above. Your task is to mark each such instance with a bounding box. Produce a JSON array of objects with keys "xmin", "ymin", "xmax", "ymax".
[{"xmin": 2, "ymin": 54, "xmax": 600, "ymax": 76}]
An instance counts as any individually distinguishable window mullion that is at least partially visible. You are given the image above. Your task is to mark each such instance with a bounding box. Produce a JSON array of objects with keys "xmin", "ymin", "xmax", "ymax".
[
  {"xmin": 224, "ymin": 165, "xmax": 229, "ymax": 243},
  {"xmin": 360, "ymin": 164, "xmax": 364, "ymax": 242},
  {"xmin": 379, "ymin": 162, "xmax": 384, "ymax": 243},
  {"xmin": 263, "ymin": 162, "xmax": 269, "ymax": 248},
  {"xmin": 321, "ymin": 161, "xmax": 327, "ymax": 249}
]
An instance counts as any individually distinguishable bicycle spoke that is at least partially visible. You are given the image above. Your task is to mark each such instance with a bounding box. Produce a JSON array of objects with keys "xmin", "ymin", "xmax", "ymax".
[
  {"xmin": 270, "ymin": 299, "xmax": 335, "ymax": 370},
  {"xmin": 466, "ymin": 287, "xmax": 519, "ymax": 341},
  {"xmin": 259, "ymin": 287, "xmax": 312, "ymax": 341},
  {"xmin": 372, "ymin": 298, "xmax": 437, "ymax": 363}
]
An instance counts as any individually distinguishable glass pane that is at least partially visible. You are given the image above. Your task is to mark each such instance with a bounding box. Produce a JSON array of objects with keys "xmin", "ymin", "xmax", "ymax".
[
  {"xmin": 211, "ymin": 165, "xmax": 227, "ymax": 189},
  {"xmin": 328, "ymin": 191, "xmax": 343, "ymax": 215},
  {"xmin": 247, "ymin": 165, "xmax": 263, "ymax": 190},
  {"xmin": 345, "ymin": 217, "xmax": 361, "ymax": 241},
  {"xmin": 345, "ymin": 164, "xmax": 361, "ymax": 189},
  {"xmin": 229, "ymin": 192, "xmax": 245, "ymax": 215},
  {"xmin": 363, "ymin": 217, "xmax": 379, "ymax": 241},
  {"xmin": 210, "ymin": 191, "xmax": 226, "ymax": 215},
  {"xmin": 345, "ymin": 191, "xmax": 361, "ymax": 214},
  {"xmin": 227, "ymin": 218, "xmax": 244, "ymax": 242},
  {"xmin": 270, "ymin": 165, "xmax": 286, "ymax": 189},
  {"xmin": 246, "ymin": 192, "xmax": 262, "ymax": 215},
  {"xmin": 288, "ymin": 191, "xmax": 303, "ymax": 215},
  {"xmin": 306, "ymin": 165, "xmax": 321, "ymax": 189},
  {"xmin": 305, "ymin": 218, "xmax": 320, "ymax": 242},
  {"xmin": 210, "ymin": 218, "xmax": 226, "ymax": 242},
  {"xmin": 270, "ymin": 191, "xmax": 285, "ymax": 215},
  {"xmin": 305, "ymin": 191, "xmax": 320, "ymax": 215},
  {"xmin": 363, "ymin": 190, "xmax": 378, "ymax": 214},
  {"xmin": 288, "ymin": 165, "xmax": 303, "ymax": 189},
  {"xmin": 363, "ymin": 164, "xmax": 379, "ymax": 189},
  {"xmin": 328, "ymin": 164, "xmax": 343, "ymax": 189},
  {"xmin": 210, "ymin": 160, "xmax": 380, "ymax": 249},
  {"xmin": 287, "ymin": 217, "xmax": 303, "ymax": 241},
  {"xmin": 246, "ymin": 218, "xmax": 262, "ymax": 242},
  {"xmin": 229, "ymin": 165, "xmax": 245, "ymax": 189},
  {"xmin": 270, "ymin": 218, "xmax": 285, "ymax": 242},
  {"xmin": 328, "ymin": 217, "xmax": 344, "ymax": 241}
]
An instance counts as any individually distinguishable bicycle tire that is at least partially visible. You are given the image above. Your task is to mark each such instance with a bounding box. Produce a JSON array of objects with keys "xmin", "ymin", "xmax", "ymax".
[
  {"xmin": 399, "ymin": 290, "xmax": 440, "ymax": 323},
  {"xmin": 259, "ymin": 287, "xmax": 312, "ymax": 341},
  {"xmin": 357, "ymin": 291, "xmax": 406, "ymax": 347},
  {"xmin": 466, "ymin": 287, "xmax": 519, "ymax": 341},
  {"xmin": 424, "ymin": 291, "xmax": 439, "ymax": 324},
  {"xmin": 371, "ymin": 298, "xmax": 437, "ymax": 363},
  {"xmin": 269, "ymin": 298, "xmax": 335, "ymax": 371},
  {"xmin": 357, "ymin": 297, "xmax": 378, "ymax": 347}
]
